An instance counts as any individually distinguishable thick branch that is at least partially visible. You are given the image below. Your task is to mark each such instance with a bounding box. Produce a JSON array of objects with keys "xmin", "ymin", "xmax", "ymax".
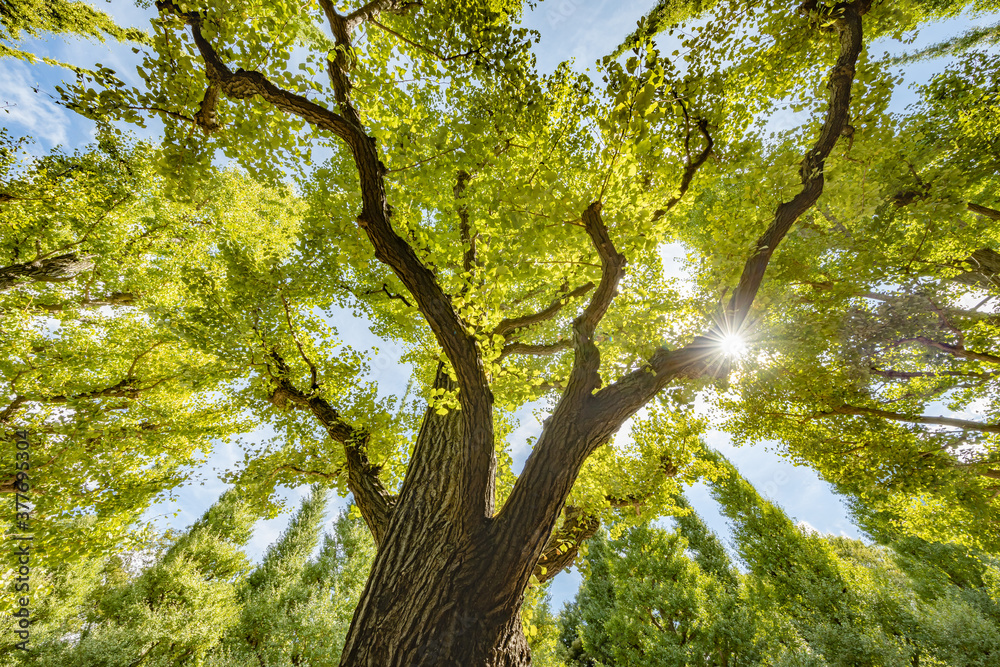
[
  {"xmin": 565, "ymin": 202, "xmax": 627, "ymax": 399},
  {"xmin": 904, "ymin": 337, "xmax": 1000, "ymax": 366},
  {"xmin": 0, "ymin": 396, "xmax": 26, "ymax": 424},
  {"xmin": 156, "ymin": 1, "xmax": 355, "ymax": 139},
  {"xmin": 954, "ymin": 247, "xmax": 1000, "ymax": 292},
  {"xmin": 0, "ymin": 253, "xmax": 96, "ymax": 291},
  {"xmin": 36, "ymin": 292, "xmax": 136, "ymax": 311},
  {"xmin": 455, "ymin": 171, "xmax": 476, "ymax": 276},
  {"xmin": 313, "ymin": 0, "xmax": 492, "ymax": 458},
  {"xmin": 47, "ymin": 378, "xmax": 141, "ymax": 403},
  {"xmin": 816, "ymin": 404, "xmax": 1000, "ymax": 434},
  {"xmin": 968, "ymin": 203, "xmax": 1000, "ymax": 221},
  {"xmin": 532, "ymin": 506, "xmax": 599, "ymax": 584},
  {"xmin": 721, "ymin": 12, "xmax": 865, "ymax": 329},
  {"xmin": 870, "ymin": 367, "xmax": 996, "ymax": 381},
  {"xmin": 344, "ymin": 0, "xmax": 420, "ymax": 32}
]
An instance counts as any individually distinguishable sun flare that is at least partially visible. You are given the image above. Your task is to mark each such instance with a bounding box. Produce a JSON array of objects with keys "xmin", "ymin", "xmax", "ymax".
[{"xmin": 719, "ymin": 333, "xmax": 747, "ymax": 358}]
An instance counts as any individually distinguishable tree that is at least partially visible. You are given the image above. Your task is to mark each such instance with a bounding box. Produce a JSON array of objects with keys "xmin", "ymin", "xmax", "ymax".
[
  {"xmin": 1, "ymin": 487, "xmax": 383, "ymax": 666},
  {"xmin": 9, "ymin": 0, "xmax": 1000, "ymax": 663},
  {"xmin": 0, "ymin": 134, "xmax": 305, "ymax": 579},
  {"xmin": 561, "ymin": 453, "xmax": 1000, "ymax": 666},
  {"xmin": 713, "ymin": 46, "xmax": 1000, "ymax": 551},
  {"xmin": 4, "ymin": 486, "xmax": 257, "ymax": 665}
]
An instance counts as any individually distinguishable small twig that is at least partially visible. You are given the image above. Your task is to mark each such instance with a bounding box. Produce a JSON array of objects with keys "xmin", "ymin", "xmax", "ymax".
[
  {"xmin": 370, "ymin": 17, "xmax": 481, "ymax": 62},
  {"xmin": 281, "ymin": 295, "xmax": 320, "ymax": 391},
  {"xmin": 363, "ymin": 283, "xmax": 414, "ymax": 307}
]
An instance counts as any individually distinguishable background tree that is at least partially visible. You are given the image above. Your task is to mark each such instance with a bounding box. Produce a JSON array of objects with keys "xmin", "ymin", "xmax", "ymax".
[
  {"xmin": 0, "ymin": 133, "xmax": 311, "ymax": 586},
  {"xmin": 560, "ymin": 452, "xmax": 1000, "ymax": 666},
  {"xmin": 3, "ymin": 486, "xmax": 257, "ymax": 666}
]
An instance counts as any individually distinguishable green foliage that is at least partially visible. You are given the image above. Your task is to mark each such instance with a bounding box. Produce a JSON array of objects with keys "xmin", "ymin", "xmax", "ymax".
[
  {"xmin": 1, "ymin": 487, "xmax": 378, "ymax": 667},
  {"xmin": 4, "ymin": 487, "xmax": 257, "ymax": 666},
  {"xmin": 522, "ymin": 587, "xmax": 566, "ymax": 667},
  {"xmin": 0, "ymin": 134, "xmax": 289, "ymax": 576},
  {"xmin": 562, "ymin": 458, "xmax": 1000, "ymax": 666},
  {"xmin": 0, "ymin": 0, "xmax": 146, "ymax": 65}
]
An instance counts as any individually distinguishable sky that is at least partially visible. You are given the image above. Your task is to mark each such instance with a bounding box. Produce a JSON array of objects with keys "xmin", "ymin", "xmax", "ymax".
[{"xmin": 3, "ymin": 0, "xmax": 998, "ymax": 612}]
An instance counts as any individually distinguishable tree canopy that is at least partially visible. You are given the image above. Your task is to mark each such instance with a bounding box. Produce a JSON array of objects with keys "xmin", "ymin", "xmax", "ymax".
[{"xmin": 3, "ymin": 0, "xmax": 1000, "ymax": 664}]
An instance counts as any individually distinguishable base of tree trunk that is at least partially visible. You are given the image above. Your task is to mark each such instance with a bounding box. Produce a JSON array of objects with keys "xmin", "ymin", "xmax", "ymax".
[
  {"xmin": 340, "ymin": 594, "xmax": 532, "ymax": 666},
  {"xmin": 339, "ymin": 538, "xmax": 533, "ymax": 667}
]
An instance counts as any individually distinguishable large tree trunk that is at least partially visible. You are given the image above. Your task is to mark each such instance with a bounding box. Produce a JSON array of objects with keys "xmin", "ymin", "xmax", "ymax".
[
  {"xmin": 340, "ymin": 540, "xmax": 531, "ymax": 666},
  {"xmin": 339, "ymin": 370, "xmax": 532, "ymax": 666}
]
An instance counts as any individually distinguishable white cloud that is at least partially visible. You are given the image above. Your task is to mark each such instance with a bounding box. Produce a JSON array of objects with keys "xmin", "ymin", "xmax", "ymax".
[
  {"xmin": 796, "ymin": 520, "xmax": 818, "ymax": 535},
  {"xmin": 0, "ymin": 60, "xmax": 71, "ymax": 148}
]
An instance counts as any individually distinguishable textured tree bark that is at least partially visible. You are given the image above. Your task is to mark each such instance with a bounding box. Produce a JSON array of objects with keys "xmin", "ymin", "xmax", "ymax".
[
  {"xmin": 0, "ymin": 253, "xmax": 95, "ymax": 291},
  {"xmin": 339, "ymin": 370, "xmax": 529, "ymax": 666},
  {"xmin": 340, "ymin": 530, "xmax": 532, "ymax": 666}
]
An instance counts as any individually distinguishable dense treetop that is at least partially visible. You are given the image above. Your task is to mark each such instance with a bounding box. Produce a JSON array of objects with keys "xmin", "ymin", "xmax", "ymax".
[{"xmin": 2, "ymin": 0, "xmax": 999, "ymax": 663}]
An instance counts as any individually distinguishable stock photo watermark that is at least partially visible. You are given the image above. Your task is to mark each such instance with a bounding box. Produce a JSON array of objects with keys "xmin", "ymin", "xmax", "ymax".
[
  {"xmin": 10, "ymin": 430, "xmax": 32, "ymax": 651},
  {"xmin": 546, "ymin": 0, "xmax": 586, "ymax": 25}
]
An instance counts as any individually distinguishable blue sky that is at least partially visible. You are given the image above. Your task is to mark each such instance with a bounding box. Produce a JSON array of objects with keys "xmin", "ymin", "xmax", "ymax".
[{"xmin": 4, "ymin": 0, "xmax": 998, "ymax": 611}]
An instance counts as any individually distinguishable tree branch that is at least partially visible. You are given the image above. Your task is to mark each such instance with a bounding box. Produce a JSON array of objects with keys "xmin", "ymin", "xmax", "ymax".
[
  {"xmin": 362, "ymin": 283, "xmax": 414, "ymax": 307},
  {"xmin": 0, "ymin": 253, "xmax": 96, "ymax": 291},
  {"xmin": 494, "ymin": 282, "xmax": 595, "ymax": 337},
  {"xmin": 267, "ymin": 352, "xmax": 395, "ymax": 544},
  {"xmin": 156, "ymin": 1, "xmax": 355, "ymax": 139},
  {"xmin": 564, "ymin": 202, "xmax": 627, "ymax": 399},
  {"xmin": 870, "ymin": 366, "xmax": 996, "ymax": 381},
  {"xmin": 968, "ymin": 202, "xmax": 1000, "ymax": 221},
  {"xmin": 370, "ymin": 17, "xmax": 481, "ymax": 62},
  {"xmin": 651, "ymin": 116, "xmax": 714, "ymax": 221},
  {"xmin": 815, "ymin": 404, "xmax": 1000, "ymax": 434},
  {"xmin": 344, "ymin": 0, "xmax": 421, "ymax": 32},
  {"xmin": 281, "ymin": 296, "xmax": 319, "ymax": 391},
  {"xmin": 719, "ymin": 10, "xmax": 865, "ymax": 330},
  {"xmin": 531, "ymin": 506, "xmax": 599, "ymax": 584},
  {"xmin": 902, "ymin": 336, "xmax": 1000, "ymax": 366},
  {"xmin": 35, "ymin": 291, "xmax": 136, "ymax": 311},
  {"xmin": 455, "ymin": 171, "xmax": 477, "ymax": 276},
  {"xmin": 0, "ymin": 396, "xmax": 26, "ymax": 424},
  {"xmin": 531, "ymin": 455, "xmax": 680, "ymax": 584},
  {"xmin": 46, "ymin": 378, "xmax": 141, "ymax": 403},
  {"xmin": 498, "ymin": 340, "xmax": 572, "ymax": 361}
]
